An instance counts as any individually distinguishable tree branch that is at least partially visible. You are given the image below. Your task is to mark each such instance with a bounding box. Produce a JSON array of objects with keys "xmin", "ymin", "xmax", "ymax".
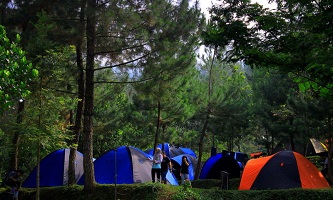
[
  {"xmin": 291, "ymin": 71, "xmax": 333, "ymax": 92},
  {"xmin": 94, "ymin": 53, "xmax": 150, "ymax": 71},
  {"xmin": 95, "ymin": 43, "xmax": 148, "ymax": 55},
  {"xmin": 94, "ymin": 75, "xmax": 156, "ymax": 84}
]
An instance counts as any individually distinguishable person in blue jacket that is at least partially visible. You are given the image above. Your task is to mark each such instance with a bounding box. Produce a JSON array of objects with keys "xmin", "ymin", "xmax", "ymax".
[{"xmin": 148, "ymin": 147, "xmax": 163, "ymax": 183}]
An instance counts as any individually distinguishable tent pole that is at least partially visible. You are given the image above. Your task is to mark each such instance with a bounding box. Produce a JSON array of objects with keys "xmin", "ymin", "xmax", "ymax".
[{"xmin": 114, "ymin": 149, "xmax": 117, "ymax": 200}]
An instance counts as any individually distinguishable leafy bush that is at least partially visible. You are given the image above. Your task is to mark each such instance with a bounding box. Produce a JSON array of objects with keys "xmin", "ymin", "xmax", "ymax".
[{"xmin": 1, "ymin": 180, "xmax": 333, "ymax": 200}]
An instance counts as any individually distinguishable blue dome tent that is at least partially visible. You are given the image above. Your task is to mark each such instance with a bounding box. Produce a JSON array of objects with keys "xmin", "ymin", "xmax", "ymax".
[
  {"xmin": 145, "ymin": 143, "xmax": 171, "ymax": 157},
  {"xmin": 199, "ymin": 151, "xmax": 241, "ymax": 180},
  {"xmin": 22, "ymin": 148, "xmax": 84, "ymax": 187},
  {"xmin": 170, "ymin": 154, "xmax": 197, "ymax": 181},
  {"xmin": 78, "ymin": 146, "xmax": 178, "ymax": 185},
  {"xmin": 233, "ymin": 151, "xmax": 248, "ymax": 163},
  {"xmin": 170, "ymin": 147, "xmax": 197, "ymax": 158},
  {"xmin": 145, "ymin": 143, "xmax": 197, "ymax": 158}
]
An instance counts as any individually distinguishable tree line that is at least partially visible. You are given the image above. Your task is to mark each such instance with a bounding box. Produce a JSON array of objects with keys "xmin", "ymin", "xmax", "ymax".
[{"xmin": 1, "ymin": 0, "xmax": 332, "ymax": 195}]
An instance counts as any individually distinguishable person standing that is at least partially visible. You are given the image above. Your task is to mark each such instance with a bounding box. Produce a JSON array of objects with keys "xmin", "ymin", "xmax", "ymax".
[
  {"xmin": 7, "ymin": 170, "xmax": 24, "ymax": 200},
  {"xmin": 148, "ymin": 147, "xmax": 163, "ymax": 183},
  {"xmin": 321, "ymin": 155, "xmax": 329, "ymax": 177},
  {"xmin": 161, "ymin": 150, "xmax": 172, "ymax": 184},
  {"xmin": 180, "ymin": 156, "xmax": 191, "ymax": 186}
]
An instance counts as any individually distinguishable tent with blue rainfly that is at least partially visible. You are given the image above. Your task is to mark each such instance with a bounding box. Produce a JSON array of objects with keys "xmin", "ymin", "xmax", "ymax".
[
  {"xmin": 145, "ymin": 143, "xmax": 171, "ymax": 157},
  {"xmin": 78, "ymin": 146, "xmax": 178, "ymax": 185},
  {"xmin": 170, "ymin": 147, "xmax": 197, "ymax": 158},
  {"xmin": 22, "ymin": 148, "xmax": 84, "ymax": 188},
  {"xmin": 233, "ymin": 151, "xmax": 248, "ymax": 163},
  {"xmin": 145, "ymin": 143, "xmax": 197, "ymax": 158},
  {"xmin": 170, "ymin": 154, "xmax": 197, "ymax": 181},
  {"xmin": 199, "ymin": 151, "xmax": 241, "ymax": 180}
]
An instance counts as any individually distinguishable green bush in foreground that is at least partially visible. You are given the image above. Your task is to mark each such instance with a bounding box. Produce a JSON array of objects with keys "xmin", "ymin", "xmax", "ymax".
[{"xmin": 1, "ymin": 179, "xmax": 333, "ymax": 200}]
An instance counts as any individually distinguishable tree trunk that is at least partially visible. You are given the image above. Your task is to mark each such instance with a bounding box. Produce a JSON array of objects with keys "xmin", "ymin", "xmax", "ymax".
[
  {"xmin": 194, "ymin": 112, "xmax": 209, "ymax": 180},
  {"xmin": 68, "ymin": 50, "xmax": 85, "ymax": 185},
  {"xmin": 0, "ymin": 0, "xmax": 10, "ymax": 25},
  {"xmin": 83, "ymin": 0, "xmax": 96, "ymax": 193},
  {"xmin": 289, "ymin": 118, "xmax": 295, "ymax": 152},
  {"xmin": 271, "ymin": 135, "xmax": 275, "ymax": 155},
  {"xmin": 36, "ymin": 141, "xmax": 41, "ymax": 200},
  {"xmin": 153, "ymin": 100, "xmax": 161, "ymax": 154},
  {"xmin": 327, "ymin": 140, "xmax": 332, "ymax": 184},
  {"xmin": 195, "ymin": 47, "xmax": 216, "ymax": 180},
  {"xmin": 10, "ymin": 99, "xmax": 24, "ymax": 170},
  {"xmin": 264, "ymin": 129, "xmax": 270, "ymax": 155},
  {"xmin": 68, "ymin": 1, "xmax": 86, "ymax": 185},
  {"xmin": 327, "ymin": 114, "xmax": 333, "ymax": 184},
  {"xmin": 36, "ymin": 75, "xmax": 43, "ymax": 200}
]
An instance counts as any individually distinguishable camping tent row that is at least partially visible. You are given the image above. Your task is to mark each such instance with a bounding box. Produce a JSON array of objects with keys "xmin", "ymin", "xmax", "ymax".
[
  {"xmin": 23, "ymin": 145, "xmax": 196, "ymax": 188},
  {"xmin": 23, "ymin": 146, "xmax": 179, "ymax": 187},
  {"xmin": 22, "ymin": 146, "xmax": 244, "ymax": 188},
  {"xmin": 22, "ymin": 146, "xmax": 246, "ymax": 188},
  {"xmin": 23, "ymin": 147, "xmax": 327, "ymax": 190}
]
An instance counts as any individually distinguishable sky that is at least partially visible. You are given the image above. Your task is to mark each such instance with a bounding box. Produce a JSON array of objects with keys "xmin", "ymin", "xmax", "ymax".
[
  {"xmin": 198, "ymin": 0, "xmax": 217, "ymax": 17},
  {"xmin": 199, "ymin": 0, "xmax": 276, "ymax": 17},
  {"xmin": 196, "ymin": 0, "xmax": 277, "ymax": 57}
]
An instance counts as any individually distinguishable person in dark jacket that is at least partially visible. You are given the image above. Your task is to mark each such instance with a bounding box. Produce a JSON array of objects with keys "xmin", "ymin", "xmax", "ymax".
[
  {"xmin": 180, "ymin": 156, "xmax": 191, "ymax": 186},
  {"xmin": 8, "ymin": 170, "xmax": 24, "ymax": 200},
  {"xmin": 161, "ymin": 150, "xmax": 172, "ymax": 184}
]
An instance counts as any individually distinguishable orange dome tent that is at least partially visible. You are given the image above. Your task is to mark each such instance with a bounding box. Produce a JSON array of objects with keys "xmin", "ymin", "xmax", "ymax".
[{"xmin": 239, "ymin": 150, "xmax": 330, "ymax": 190}]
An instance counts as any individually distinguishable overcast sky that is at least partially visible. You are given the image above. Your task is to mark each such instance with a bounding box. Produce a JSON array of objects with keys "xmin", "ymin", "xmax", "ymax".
[
  {"xmin": 196, "ymin": 0, "xmax": 276, "ymax": 56},
  {"xmin": 199, "ymin": 0, "xmax": 276, "ymax": 17}
]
